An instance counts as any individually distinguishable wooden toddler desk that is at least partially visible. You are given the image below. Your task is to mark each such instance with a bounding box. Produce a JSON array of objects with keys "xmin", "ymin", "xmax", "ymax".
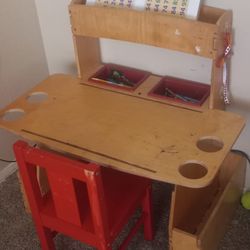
[
  {"xmin": 0, "ymin": 74, "xmax": 245, "ymax": 188},
  {"xmin": 0, "ymin": 3, "xmax": 246, "ymax": 249},
  {"xmin": 0, "ymin": 74, "xmax": 246, "ymax": 250}
]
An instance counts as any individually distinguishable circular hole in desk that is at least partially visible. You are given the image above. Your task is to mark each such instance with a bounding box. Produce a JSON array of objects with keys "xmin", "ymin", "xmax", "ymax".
[
  {"xmin": 179, "ymin": 161, "xmax": 208, "ymax": 179},
  {"xmin": 2, "ymin": 109, "xmax": 25, "ymax": 121},
  {"xmin": 197, "ymin": 136, "xmax": 224, "ymax": 152},
  {"xmin": 27, "ymin": 92, "xmax": 48, "ymax": 103}
]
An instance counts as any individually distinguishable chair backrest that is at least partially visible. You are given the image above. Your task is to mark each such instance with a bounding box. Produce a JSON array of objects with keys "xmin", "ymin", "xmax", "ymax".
[{"xmin": 14, "ymin": 140, "xmax": 109, "ymax": 238}]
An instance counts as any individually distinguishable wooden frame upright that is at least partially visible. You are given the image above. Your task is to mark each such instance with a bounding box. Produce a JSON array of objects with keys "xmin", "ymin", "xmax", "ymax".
[{"xmin": 69, "ymin": 0, "xmax": 232, "ymax": 110}]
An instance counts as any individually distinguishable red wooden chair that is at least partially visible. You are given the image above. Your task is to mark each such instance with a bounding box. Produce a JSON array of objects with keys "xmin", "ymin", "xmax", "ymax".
[{"xmin": 14, "ymin": 140, "xmax": 153, "ymax": 250}]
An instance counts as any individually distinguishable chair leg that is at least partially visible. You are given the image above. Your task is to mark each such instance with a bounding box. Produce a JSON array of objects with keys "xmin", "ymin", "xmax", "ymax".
[
  {"xmin": 142, "ymin": 185, "xmax": 154, "ymax": 241},
  {"xmin": 36, "ymin": 226, "xmax": 55, "ymax": 250}
]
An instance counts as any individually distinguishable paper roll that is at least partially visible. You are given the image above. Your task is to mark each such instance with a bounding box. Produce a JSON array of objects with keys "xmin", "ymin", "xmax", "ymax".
[{"xmin": 85, "ymin": 0, "xmax": 202, "ymax": 19}]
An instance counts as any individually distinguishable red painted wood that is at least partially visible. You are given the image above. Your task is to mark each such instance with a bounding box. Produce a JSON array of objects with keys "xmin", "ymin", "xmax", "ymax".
[
  {"xmin": 14, "ymin": 140, "xmax": 154, "ymax": 250},
  {"xmin": 46, "ymin": 171, "xmax": 83, "ymax": 226}
]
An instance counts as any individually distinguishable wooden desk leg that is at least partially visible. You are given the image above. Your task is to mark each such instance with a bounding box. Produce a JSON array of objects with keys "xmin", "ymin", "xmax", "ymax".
[{"xmin": 168, "ymin": 152, "xmax": 246, "ymax": 250}]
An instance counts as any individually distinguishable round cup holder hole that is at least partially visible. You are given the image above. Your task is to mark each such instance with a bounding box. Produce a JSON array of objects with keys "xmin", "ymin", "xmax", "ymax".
[
  {"xmin": 197, "ymin": 136, "xmax": 224, "ymax": 152},
  {"xmin": 27, "ymin": 92, "xmax": 48, "ymax": 103},
  {"xmin": 2, "ymin": 109, "xmax": 25, "ymax": 121},
  {"xmin": 179, "ymin": 161, "xmax": 208, "ymax": 179}
]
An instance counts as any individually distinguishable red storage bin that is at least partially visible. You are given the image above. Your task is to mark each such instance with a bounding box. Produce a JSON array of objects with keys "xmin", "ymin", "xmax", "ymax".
[
  {"xmin": 148, "ymin": 76, "xmax": 210, "ymax": 106},
  {"xmin": 89, "ymin": 63, "xmax": 150, "ymax": 91}
]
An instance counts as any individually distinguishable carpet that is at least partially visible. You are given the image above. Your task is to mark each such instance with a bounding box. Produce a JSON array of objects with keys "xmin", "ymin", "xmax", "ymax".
[{"xmin": 0, "ymin": 172, "xmax": 250, "ymax": 250}]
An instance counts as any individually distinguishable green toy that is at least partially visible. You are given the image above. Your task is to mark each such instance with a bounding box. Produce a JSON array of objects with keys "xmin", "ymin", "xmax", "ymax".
[{"xmin": 241, "ymin": 191, "xmax": 250, "ymax": 210}]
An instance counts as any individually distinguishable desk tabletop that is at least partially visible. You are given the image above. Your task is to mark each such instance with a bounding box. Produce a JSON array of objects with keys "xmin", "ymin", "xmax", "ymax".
[{"xmin": 0, "ymin": 74, "xmax": 245, "ymax": 188}]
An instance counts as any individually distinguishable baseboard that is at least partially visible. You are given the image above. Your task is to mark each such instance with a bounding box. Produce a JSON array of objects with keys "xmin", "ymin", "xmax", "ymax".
[{"xmin": 0, "ymin": 162, "xmax": 17, "ymax": 184}]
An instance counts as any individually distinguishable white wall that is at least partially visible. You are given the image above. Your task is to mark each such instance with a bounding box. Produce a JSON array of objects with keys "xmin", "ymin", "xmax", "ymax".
[
  {"xmin": 8, "ymin": 0, "xmax": 250, "ymax": 187},
  {"xmin": 0, "ymin": 0, "xmax": 49, "ymax": 164},
  {"xmin": 34, "ymin": 0, "xmax": 77, "ymax": 75}
]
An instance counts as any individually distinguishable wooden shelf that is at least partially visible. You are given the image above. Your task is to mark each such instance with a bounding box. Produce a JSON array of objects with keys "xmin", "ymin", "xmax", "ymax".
[
  {"xmin": 80, "ymin": 64, "xmax": 210, "ymax": 112},
  {"xmin": 69, "ymin": 1, "xmax": 232, "ymax": 110},
  {"xmin": 69, "ymin": 1, "xmax": 231, "ymax": 59}
]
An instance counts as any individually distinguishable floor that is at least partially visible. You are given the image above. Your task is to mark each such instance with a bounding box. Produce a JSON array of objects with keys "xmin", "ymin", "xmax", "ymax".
[
  {"xmin": 0, "ymin": 162, "xmax": 17, "ymax": 184},
  {"xmin": 0, "ymin": 172, "xmax": 250, "ymax": 250},
  {"xmin": 0, "ymin": 161, "xmax": 7, "ymax": 172}
]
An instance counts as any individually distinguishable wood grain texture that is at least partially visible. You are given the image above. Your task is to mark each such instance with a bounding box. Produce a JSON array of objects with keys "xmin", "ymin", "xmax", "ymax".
[
  {"xmin": 172, "ymin": 228, "xmax": 198, "ymax": 250},
  {"xmin": 73, "ymin": 36, "xmax": 101, "ymax": 77},
  {"xmin": 80, "ymin": 68, "xmax": 210, "ymax": 112},
  {"xmin": 169, "ymin": 153, "xmax": 246, "ymax": 250},
  {"xmin": 0, "ymin": 74, "xmax": 245, "ymax": 187},
  {"xmin": 198, "ymin": 153, "xmax": 246, "ymax": 250},
  {"xmin": 69, "ymin": 3, "xmax": 223, "ymax": 58},
  {"xmin": 69, "ymin": 2, "xmax": 232, "ymax": 111}
]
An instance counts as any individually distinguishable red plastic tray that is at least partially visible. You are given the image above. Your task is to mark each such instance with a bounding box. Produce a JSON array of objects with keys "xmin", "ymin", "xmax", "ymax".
[
  {"xmin": 89, "ymin": 64, "xmax": 150, "ymax": 91},
  {"xmin": 148, "ymin": 76, "xmax": 210, "ymax": 106}
]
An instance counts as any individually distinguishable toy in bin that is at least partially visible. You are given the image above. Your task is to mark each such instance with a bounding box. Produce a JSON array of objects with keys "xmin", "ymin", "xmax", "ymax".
[
  {"xmin": 148, "ymin": 76, "xmax": 210, "ymax": 106},
  {"xmin": 89, "ymin": 64, "xmax": 150, "ymax": 91},
  {"xmin": 105, "ymin": 69, "xmax": 134, "ymax": 87}
]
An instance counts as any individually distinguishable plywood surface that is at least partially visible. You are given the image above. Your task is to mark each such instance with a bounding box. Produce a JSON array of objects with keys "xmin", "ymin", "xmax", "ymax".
[
  {"xmin": 69, "ymin": 3, "xmax": 222, "ymax": 59},
  {"xmin": 169, "ymin": 153, "xmax": 246, "ymax": 250},
  {"xmin": 0, "ymin": 74, "xmax": 245, "ymax": 187},
  {"xmin": 79, "ymin": 66, "xmax": 210, "ymax": 112}
]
